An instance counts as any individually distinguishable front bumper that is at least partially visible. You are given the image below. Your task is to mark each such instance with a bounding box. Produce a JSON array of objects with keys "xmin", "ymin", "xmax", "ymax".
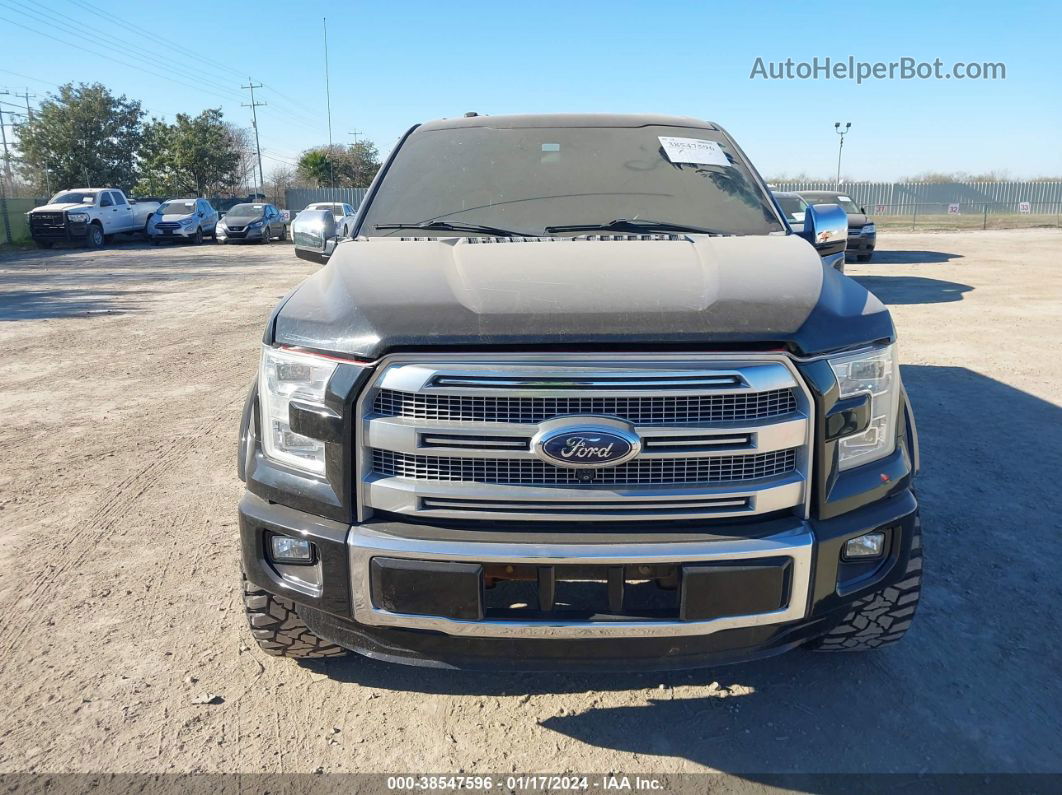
[
  {"xmin": 149, "ymin": 225, "xmax": 198, "ymax": 240},
  {"xmin": 846, "ymin": 231, "xmax": 877, "ymax": 256},
  {"xmin": 218, "ymin": 226, "xmax": 264, "ymax": 242},
  {"xmin": 30, "ymin": 220, "xmax": 89, "ymax": 243},
  {"xmin": 240, "ymin": 487, "xmax": 919, "ymax": 670}
]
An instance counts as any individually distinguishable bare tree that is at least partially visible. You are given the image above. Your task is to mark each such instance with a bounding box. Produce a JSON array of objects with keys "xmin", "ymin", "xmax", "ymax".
[{"xmin": 267, "ymin": 166, "xmax": 297, "ymax": 206}]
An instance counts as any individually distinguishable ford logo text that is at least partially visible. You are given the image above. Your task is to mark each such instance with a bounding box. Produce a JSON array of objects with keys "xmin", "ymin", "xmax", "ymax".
[{"xmin": 531, "ymin": 419, "xmax": 641, "ymax": 469}]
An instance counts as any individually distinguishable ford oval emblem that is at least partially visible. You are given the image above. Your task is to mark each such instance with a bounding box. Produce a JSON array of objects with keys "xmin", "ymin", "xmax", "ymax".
[{"xmin": 531, "ymin": 418, "xmax": 641, "ymax": 469}]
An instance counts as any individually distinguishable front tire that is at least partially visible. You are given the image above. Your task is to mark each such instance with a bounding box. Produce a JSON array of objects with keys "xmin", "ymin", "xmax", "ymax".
[
  {"xmin": 86, "ymin": 223, "xmax": 105, "ymax": 249},
  {"xmin": 807, "ymin": 521, "xmax": 922, "ymax": 652},
  {"xmin": 260, "ymin": 226, "xmax": 272, "ymax": 244},
  {"xmin": 243, "ymin": 578, "xmax": 346, "ymax": 659},
  {"xmin": 192, "ymin": 227, "xmax": 203, "ymax": 245}
]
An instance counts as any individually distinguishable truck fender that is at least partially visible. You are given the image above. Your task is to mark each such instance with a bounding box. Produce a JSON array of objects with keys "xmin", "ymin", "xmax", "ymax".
[
  {"xmin": 902, "ymin": 387, "xmax": 920, "ymax": 476},
  {"xmin": 237, "ymin": 377, "xmax": 259, "ymax": 482}
]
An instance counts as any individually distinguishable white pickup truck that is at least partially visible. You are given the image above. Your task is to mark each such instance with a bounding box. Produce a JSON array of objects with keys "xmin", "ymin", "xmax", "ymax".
[{"xmin": 27, "ymin": 188, "xmax": 161, "ymax": 249}]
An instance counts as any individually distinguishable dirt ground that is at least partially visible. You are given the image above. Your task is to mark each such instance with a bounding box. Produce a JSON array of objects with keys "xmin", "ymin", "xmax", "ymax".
[{"xmin": 0, "ymin": 230, "xmax": 1060, "ymax": 781}]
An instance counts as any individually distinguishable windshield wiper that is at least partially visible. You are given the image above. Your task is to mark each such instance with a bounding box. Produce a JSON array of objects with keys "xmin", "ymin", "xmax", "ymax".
[
  {"xmin": 544, "ymin": 218, "xmax": 728, "ymax": 235},
  {"xmin": 374, "ymin": 220, "xmax": 526, "ymax": 237}
]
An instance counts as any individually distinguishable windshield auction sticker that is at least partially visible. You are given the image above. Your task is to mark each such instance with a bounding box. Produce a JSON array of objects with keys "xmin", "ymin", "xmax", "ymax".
[{"xmin": 658, "ymin": 136, "xmax": 731, "ymax": 167}]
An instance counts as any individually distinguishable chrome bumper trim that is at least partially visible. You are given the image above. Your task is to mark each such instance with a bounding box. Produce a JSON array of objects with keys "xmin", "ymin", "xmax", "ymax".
[{"xmin": 348, "ymin": 523, "xmax": 813, "ymax": 638}]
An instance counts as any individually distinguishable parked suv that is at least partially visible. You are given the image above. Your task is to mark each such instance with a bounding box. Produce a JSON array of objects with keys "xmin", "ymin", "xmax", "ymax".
[
  {"xmin": 797, "ymin": 190, "xmax": 876, "ymax": 262},
  {"xmin": 217, "ymin": 203, "xmax": 287, "ymax": 244},
  {"xmin": 238, "ymin": 114, "xmax": 921, "ymax": 670},
  {"xmin": 147, "ymin": 198, "xmax": 219, "ymax": 244}
]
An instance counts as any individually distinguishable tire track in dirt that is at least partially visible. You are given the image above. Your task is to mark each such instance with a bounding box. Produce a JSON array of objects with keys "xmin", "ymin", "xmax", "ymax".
[{"xmin": 0, "ymin": 390, "xmax": 242, "ymax": 664}]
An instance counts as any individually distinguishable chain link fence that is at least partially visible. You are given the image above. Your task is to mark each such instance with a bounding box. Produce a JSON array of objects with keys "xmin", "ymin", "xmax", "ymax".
[{"xmin": 867, "ymin": 202, "xmax": 1062, "ymax": 230}]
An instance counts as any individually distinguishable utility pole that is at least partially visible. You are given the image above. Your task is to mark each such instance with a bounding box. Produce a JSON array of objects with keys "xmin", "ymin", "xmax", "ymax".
[
  {"xmin": 0, "ymin": 92, "xmax": 12, "ymax": 244},
  {"xmin": 323, "ymin": 17, "xmax": 335, "ymax": 191},
  {"xmin": 14, "ymin": 88, "xmax": 45, "ymax": 196},
  {"xmin": 0, "ymin": 90, "xmax": 14, "ymax": 187},
  {"xmin": 834, "ymin": 122, "xmax": 851, "ymax": 189},
  {"xmin": 16, "ymin": 88, "xmax": 35, "ymax": 120},
  {"xmin": 241, "ymin": 78, "xmax": 266, "ymax": 196},
  {"xmin": 349, "ymin": 130, "xmax": 363, "ymax": 147}
]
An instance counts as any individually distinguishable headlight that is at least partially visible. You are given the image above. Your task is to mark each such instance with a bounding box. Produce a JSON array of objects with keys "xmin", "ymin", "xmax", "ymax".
[
  {"xmin": 862, "ymin": 223, "xmax": 876, "ymax": 235},
  {"xmin": 180, "ymin": 217, "xmax": 196, "ymax": 226},
  {"xmin": 827, "ymin": 344, "xmax": 900, "ymax": 470},
  {"xmin": 259, "ymin": 346, "xmax": 338, "ymax": 475},
  {"xmin": 247, "ymin": 220, "xmax": 263, "ymax": 229},
  {"xmin": 67, "ymin": 212, "xmax": 89, "ymax": 223}
]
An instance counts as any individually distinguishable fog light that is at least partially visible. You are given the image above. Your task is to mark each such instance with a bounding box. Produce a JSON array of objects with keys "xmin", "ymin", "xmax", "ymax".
[
  {"xmin": 843, "ymin": 532, "xmax": 886, "ymax": 560},
  {"xmin": 269, "ymin": 534, "xmax": 314, "ymax": 564}
]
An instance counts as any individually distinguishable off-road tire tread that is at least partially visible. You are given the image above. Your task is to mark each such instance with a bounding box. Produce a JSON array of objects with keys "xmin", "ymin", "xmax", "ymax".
[
  {"xmin": 242, "ymin": 578, "xmax": 346, "ymax": 658},
  {"xmin": 808, "ymin": 523, "xmax": 922, "ymax": 652}
]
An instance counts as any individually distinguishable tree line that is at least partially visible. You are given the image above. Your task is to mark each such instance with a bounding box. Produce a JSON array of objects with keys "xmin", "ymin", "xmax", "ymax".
[{"xmin": 13, "ymin": 82, "xmax": 381, "ymax": 201}]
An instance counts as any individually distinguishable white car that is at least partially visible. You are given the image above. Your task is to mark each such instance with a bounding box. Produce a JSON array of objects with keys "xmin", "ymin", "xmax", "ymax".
[
  {"xmin": 147, "ymin": 198, "xmax": 219, "ymax": 244},
  {"xmin": 298, "ymin": 202, "xmax": 357, "ymax": 237},
  {"xmin": 291, "ymin": 202, "xmax": 358, "ymax": 262}
]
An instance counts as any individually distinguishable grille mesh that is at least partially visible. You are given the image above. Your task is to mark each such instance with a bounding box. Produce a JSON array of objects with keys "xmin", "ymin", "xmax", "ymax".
[
  {"xmin": 373, "ymin": 388, "xmax": 797, "ymax": 425},
  {"xmin": 372, "ymin": 448, "xmax": 797, "ymax": 486}
]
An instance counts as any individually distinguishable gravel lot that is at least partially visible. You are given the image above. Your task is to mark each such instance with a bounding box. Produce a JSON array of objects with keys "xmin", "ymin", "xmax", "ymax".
[{"xmin": 0, "ymin": 230, "xmax": 1060, "ymax": 780}]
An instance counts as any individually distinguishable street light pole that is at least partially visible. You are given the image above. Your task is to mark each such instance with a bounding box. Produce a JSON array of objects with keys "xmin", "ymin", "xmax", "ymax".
[
  {"xmin": 834, "ymin": 122, "xmax": 851, "ymax": 189},
  {"xmin": 323, "ymin": 17, "xmax": 335, "ymax": 192}
]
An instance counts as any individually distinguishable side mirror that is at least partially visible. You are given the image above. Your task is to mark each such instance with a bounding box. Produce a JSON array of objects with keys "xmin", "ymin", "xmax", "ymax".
[{"xmin": 799, "ymin": 203, "xmax": 848, "ymax": 269}]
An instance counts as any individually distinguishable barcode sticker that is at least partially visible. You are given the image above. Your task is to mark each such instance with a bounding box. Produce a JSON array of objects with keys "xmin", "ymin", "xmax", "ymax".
[{"xmin": 658, "ymin": 137, "xmax": 731, "ymax": 167}]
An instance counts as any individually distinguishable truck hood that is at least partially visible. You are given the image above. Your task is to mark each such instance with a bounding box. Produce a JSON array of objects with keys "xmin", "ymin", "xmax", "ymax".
[
  {"xmin": 32, "ymin": 202, "xmax": 94, "ymax": 213},
  {"xmin": 272, "ymin": 234, "xmax": 893, "ymax": 358}
]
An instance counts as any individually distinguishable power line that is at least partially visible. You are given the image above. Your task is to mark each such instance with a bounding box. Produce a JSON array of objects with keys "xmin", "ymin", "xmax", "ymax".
[
  {"xmin": 0, "ymin": 12, "xmax": 249, "ymax": 109},
  {"xmin": 0, "ymin": 0, "xmax": 249, "ymax": 105},
  {"xmin": 0, "ymin": 68, "xmax": 59, "ymax": 88},
  {"xmin": 1, "ymin": 0, "xmax": 322, "ymax": 135},
  {"xmin": 47, "ymin": 0, "xmax": 325, "ymax": 133},
  {"xmin": 59, "ymin": 0, "xmax": 246, "ymax": 81}
]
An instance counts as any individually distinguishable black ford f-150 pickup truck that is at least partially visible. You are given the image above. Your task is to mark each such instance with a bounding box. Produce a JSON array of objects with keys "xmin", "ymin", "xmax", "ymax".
[{"xmin": 238, "ymin": 113, "xmax": 921, "ymax": 671}]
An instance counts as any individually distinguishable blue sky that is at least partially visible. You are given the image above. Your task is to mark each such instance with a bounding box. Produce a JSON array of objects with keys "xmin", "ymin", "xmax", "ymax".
[{"xmin": 1, "ymin": 0, "xmax": 1059, "ymax": 181}]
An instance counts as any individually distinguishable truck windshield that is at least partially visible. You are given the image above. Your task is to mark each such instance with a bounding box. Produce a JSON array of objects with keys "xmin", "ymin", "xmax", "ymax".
[
  {"xmin": 361, "ymin": 125, "xmax": 783, "ymax": 237},
  {"xmin": 50, "ymin": 191, "xmax": 97, "ymax": 205},
  {"xmin": 159, "ymin": 200, "xmax": 196, "ymax": 215}
]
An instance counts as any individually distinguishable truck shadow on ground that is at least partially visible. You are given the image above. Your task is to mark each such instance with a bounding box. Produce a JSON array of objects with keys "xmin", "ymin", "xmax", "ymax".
[
  {"xmin": 851, "ymin": 275, "xmax": 973, "ymax": 305},
  {"xmin": 306, "ymin": 365, "xmax": 1062, "ymax": 775},
  {"xmin": 865, "ymin": 250, "xmax": 963, "ymax": 265}
]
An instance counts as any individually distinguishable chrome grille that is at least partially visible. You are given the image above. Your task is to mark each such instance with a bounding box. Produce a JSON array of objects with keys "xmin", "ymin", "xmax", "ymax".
[
  {"xmin": 372, "ymin": 448, "xmax": 797, "ymax": 486},
  {"xmin": 358, "ymin": 355, "xmax": 813, "ymax": 523},
  {"xmin": 373, "ymin": 388, "xmax": 797, "ymax": 425}
]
